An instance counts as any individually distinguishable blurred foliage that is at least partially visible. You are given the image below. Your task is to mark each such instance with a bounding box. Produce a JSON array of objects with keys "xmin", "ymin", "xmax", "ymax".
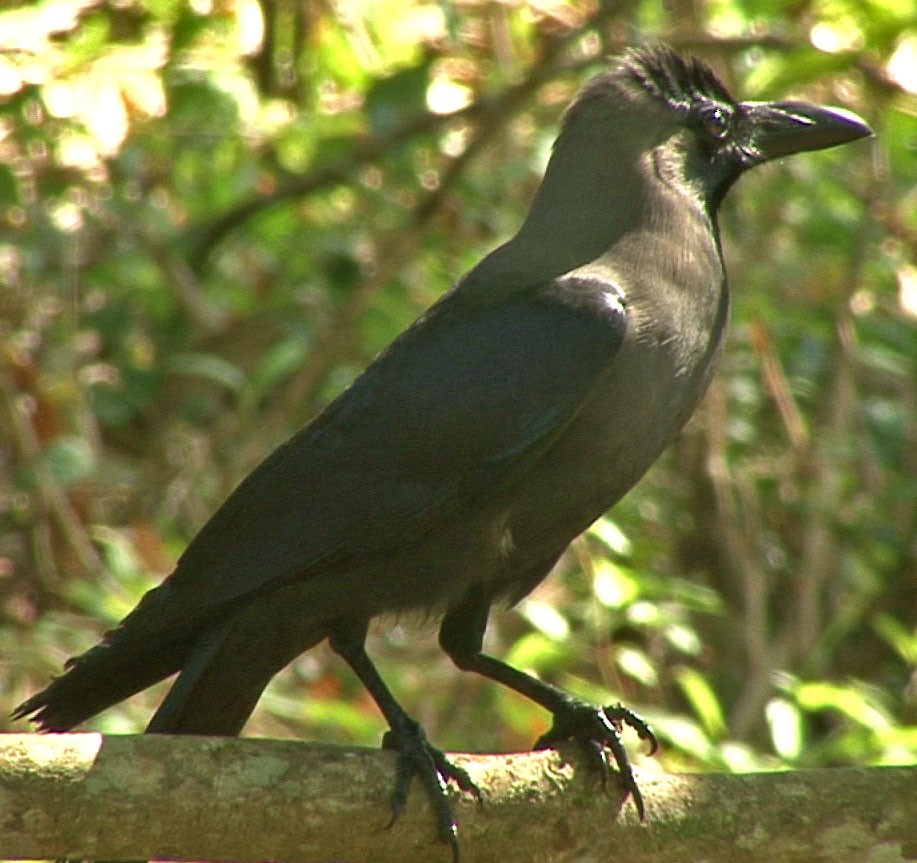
[{"xmin": 1, "ymin": 0, "xmax": 915, "ymax": 782}]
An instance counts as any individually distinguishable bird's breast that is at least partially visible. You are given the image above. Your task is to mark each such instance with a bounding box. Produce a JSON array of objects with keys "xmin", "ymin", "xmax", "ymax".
[{"xmin": 500, "ymin": 259, "xmax": 728, "ymax": 568}]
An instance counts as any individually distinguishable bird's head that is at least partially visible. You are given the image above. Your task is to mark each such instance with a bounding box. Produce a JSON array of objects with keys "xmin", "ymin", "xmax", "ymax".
[
  {"xmin": 483, "ymin": 46, "xmax": 871, "ymax": 287},
  {"xmin": 561, "ymin": 46, "xmax": 872, "ymax": 213}
]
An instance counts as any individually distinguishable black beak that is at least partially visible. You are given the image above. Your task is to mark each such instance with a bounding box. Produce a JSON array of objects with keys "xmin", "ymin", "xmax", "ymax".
[{"xmin": 741, "ymin": 101, "xmax": 873, "ymax": 162}]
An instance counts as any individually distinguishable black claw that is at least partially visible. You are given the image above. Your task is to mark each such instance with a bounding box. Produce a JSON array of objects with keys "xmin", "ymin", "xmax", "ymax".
[
  {"xmin": 381, "ymin": 729, "xmax": 414, "ymax": 828},
  {"xmin": 602, "ymin": 717, "xmax": 645, "ymax": 820},
  {"xmin": 429, "ymin": 746, "xmax": 482, "ymax": 803},
  {"xmin": 382, "ymin": 721, "xmax": 480, "ymax": 861},
  {"xmin": 535, "ymin": 698, "xmax": 655, "ymax": 820},
  {"xmin": 603, "ymin": 702, "xmax": 658, "ymax": 756}
]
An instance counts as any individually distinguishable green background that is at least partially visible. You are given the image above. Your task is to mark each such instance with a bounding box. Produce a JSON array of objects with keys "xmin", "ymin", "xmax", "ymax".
[{"xmin": 1, "ymin": 0, "xmax": 915, "ymax": 777}]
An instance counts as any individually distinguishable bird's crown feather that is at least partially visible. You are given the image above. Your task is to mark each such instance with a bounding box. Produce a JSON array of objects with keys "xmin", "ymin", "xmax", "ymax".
[
  {"xmin": 571, "ymin": 45, "xmax": 736, "ymax": 120},
  {"xmin": 617, "ymin": 46, "xmax": 735, "ymax": 110}
]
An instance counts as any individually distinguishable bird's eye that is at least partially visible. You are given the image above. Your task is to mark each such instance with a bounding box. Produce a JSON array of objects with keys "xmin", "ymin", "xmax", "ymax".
[{"xmin": 699, "ymin": 106, "xmax": 731, "ymax": 140}]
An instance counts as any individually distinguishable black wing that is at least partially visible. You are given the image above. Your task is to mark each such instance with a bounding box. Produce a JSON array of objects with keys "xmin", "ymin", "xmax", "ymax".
[{"xmin": 168, "ymin": 277, "xmax": 626, "ymax": 608}]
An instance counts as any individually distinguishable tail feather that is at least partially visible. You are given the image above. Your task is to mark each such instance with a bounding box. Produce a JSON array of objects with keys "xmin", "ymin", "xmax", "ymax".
[
  {"xmin": 144, "ymin": 607, "xmax": 326, "ymax": 736},
  {"xmin": 13, "ymin": 582, "xmax": 212, "ymax": 731},
  {"xmin": 144, "ymin": 616, "xmax": 240, "ymax": 734},
  {"xmin": 12, "ymin": 635, "xmax": 193, "ymax": 731},
  {"xmin": 15, "ymin": 576, "xmax": 330, "ymax": 736}
]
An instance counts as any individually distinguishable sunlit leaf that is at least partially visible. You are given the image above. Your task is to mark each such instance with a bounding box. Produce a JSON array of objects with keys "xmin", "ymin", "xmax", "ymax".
[
  {"xmin": 505, "ymin": 631, "xmax": 567, "ymax": 674},
  {"xmin": 592, "ymin": 559, "xmax": 639, "ymax": 608},
  {"xmin": 617, "ymin": 646, "xmax": 658, "ymax": 687},
  {"xmin": 587, "ymin": 516, "xmax": 632, "ymax": 557},
  {"xmin": 516, "ymin": 599, "xmax": 570, "ymax": 641},
  {"xmin": 795, "ymin": 681, "xmax": 893, "ymax": 731},
  {"xmin": 766, "ymin": 697, "xmax": 804, "ymax": 759},
  {"xmin": 677, "ymin": 666, "xmax": 727, "ymax": 739}
]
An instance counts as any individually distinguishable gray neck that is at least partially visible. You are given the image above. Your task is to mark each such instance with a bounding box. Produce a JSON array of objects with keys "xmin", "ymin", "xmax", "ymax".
[{"xmin": 466, "ymin": 121, "xmax": 648, "ymax": 289}]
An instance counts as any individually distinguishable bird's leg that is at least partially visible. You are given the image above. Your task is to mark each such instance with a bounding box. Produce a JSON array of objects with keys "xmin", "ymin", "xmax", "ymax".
[
  {"xmin": 439, "ymin": 590, "xmax": 656, "ymax": 820},
  {"xmin": 328, "ymin": 627, "xmax": 480, "ymax": 862},
  {"xmin": 452, "ymin": 649, "xmax": 653, "ymax": 819}
]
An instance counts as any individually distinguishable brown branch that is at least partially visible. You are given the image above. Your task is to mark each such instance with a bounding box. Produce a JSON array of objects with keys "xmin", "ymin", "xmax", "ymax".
[{"xmin": 1, "ymin": 733, "xmax": 914, "ymax": 863}]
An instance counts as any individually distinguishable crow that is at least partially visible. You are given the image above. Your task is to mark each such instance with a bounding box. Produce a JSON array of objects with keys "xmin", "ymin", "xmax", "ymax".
[{"xmin": 14, "ymin": 45, "xmax": 871, "ymax": 858}]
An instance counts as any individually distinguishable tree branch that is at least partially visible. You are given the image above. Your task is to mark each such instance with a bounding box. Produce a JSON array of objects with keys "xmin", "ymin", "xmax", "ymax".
[
  {"xmin": 1, "ymin": 733, "xmax": 913, "ymax": 863},
  {"xmin": 183, "ymin": 1, "xmax": 623, "ymax": 274}
]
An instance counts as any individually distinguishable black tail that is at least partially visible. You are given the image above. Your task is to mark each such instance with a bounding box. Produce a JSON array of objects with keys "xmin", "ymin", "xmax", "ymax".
[
  {"xmin": 12, "ymin": 583, "xmax": 211, "ymax": 731},
  {"xmin": 15, "ymin": 578, "xmax": 328, "ymax": 736},
  {"xmin": 143, "ymin": 599, "xmax": 327, "ymax": 735},
  {"xmin": 12, "ymin": 632, "xmax": 195, "ymax": 731},
  {"xmin": 143, "ymin": 615, "xmax": 252, "ymax": 734}
]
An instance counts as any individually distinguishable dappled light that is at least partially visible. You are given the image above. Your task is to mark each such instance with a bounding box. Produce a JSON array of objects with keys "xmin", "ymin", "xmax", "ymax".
[{"xmin": 1, "ymin": 0, "xmax": 914, "ymax": 797}]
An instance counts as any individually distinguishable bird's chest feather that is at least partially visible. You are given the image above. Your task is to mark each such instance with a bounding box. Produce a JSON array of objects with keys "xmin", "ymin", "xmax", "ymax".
[{"xmin": 500, "ymin": 242, "xmax": 728, "ymax": 568}]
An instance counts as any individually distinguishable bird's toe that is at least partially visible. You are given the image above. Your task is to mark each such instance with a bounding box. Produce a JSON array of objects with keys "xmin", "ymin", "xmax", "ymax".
[
  {"xmin": 382, "ymin": 721, "xmax": 480, "ymax": 861},
  {"xmin": 535, "ymin": 698, "xmax": 652, "ymax": 820}
]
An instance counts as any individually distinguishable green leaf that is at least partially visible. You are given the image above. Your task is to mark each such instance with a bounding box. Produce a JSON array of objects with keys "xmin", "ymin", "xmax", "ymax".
[
  {"xmin": 795, "ymin": 681, "xmax": 893, "ymax": 731},
  {"xmin": 617, "ymin": 646, "xmax": 658, "ymax": 686},
  {"xmin": 676, "ymin": 666, "xmax": 727, "ymax": 739},
  {"xmin": 505, "ymin": 631, "xmax": 567, "ymax": 674},
  {"xmin": 42, "ymin": 436, "xmax": 96, "ymax": 486},
  {"xmin": 517, "ymin": 598, "xmax": 570, "ymax": 640},
  {"xmin": 592, "ymin": 559, "xmax": 639, "ymax": 608},
  {"xmin": 587, "ymin": 516, "xmax": 632, "ymax": 557},
  {"xmin": 248, "ymin": 336, "xmax": 311, "ymax": 399},
  {"xmin": 766, "ymin": 697, "xmax": 804, "ymax": 759},
  {"xmin": 872, "ymin": 614, "xmax": 917, "ymax": 664},
  {"xmin": 166, "ymin": 352, "xmax": 247, "ymax": 392},
  {"xmin": 365, "ymin": 58, "xmax": 433, "ymax": 136}
]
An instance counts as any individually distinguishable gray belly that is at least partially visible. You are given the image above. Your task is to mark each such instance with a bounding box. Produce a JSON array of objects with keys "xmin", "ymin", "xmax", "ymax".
[{"xmin": 495, "ymin": 315, "xmax": 724, "ymax": 579}]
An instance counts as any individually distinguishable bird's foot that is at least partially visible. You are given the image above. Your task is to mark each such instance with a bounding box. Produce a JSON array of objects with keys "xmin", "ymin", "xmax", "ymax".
[
  {"xmin": 534, "ymin": 699, "xmax": 656, "ymax": 820},
  {"xmin": 382, "ymin": 718, "xmax": 481, "ymax": 862}
]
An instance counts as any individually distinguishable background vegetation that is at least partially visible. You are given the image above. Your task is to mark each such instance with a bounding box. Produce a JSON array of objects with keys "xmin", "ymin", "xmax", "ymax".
[{"xmin": 1, "ymin": 0, "xmax": 915, "ymax": 785}]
